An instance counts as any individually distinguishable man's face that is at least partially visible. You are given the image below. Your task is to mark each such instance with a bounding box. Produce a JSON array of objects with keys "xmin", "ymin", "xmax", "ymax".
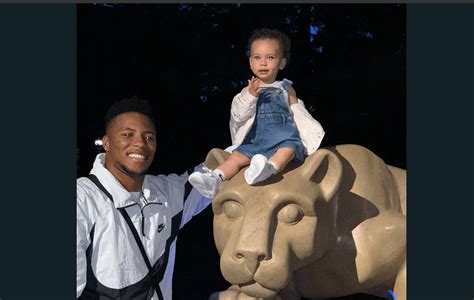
[{"xmin": 103, "ymin": 112, "xmax": 156, "ymax": 178}]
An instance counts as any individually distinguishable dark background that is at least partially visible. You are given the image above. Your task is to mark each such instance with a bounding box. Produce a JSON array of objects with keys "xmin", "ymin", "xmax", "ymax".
[
  {"xmin": 0, "ymin": 4, "xmax": 473, "ymax": 300},
  {"xmin": 77, "ymin": 4, "xmax": 405, "ymax": 299}
]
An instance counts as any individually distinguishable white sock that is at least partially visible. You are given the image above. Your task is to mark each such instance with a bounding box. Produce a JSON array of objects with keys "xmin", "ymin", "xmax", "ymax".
[
  {"xmin": 267, "ymin": 160, "xmax": 278, "ymax": 175},
  {"xmin": 213, "ymin": 169, "xmax": 225, "ymax": 182}
]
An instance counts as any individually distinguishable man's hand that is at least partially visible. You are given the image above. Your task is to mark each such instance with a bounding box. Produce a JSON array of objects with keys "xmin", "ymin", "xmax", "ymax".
[{"xmin": 247, "ymin": 76, "xmax": 261, "ymax": 97}]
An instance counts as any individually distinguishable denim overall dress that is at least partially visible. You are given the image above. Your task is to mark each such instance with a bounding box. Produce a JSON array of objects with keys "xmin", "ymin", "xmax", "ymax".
[{"xmin": 234, "ymin": 80, "xmax": 305, "ymax": 162}]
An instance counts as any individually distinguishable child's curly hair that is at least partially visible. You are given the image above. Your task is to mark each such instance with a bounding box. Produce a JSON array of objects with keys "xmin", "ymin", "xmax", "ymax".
[{"xmin": 247, "ymin": 28, "xmax": 291, "ymax": 60}]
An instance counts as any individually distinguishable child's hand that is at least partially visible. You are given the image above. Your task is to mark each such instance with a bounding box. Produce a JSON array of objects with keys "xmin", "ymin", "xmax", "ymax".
[{"xmin": 247, "ymin": 76, "xmax": 261, "ymax": 97}]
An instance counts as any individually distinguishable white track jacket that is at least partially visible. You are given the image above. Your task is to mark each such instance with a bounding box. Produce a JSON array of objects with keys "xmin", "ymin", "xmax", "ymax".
[{"xmin": 77, "ymin": 154, "xmax": 211, "ymax": 300}]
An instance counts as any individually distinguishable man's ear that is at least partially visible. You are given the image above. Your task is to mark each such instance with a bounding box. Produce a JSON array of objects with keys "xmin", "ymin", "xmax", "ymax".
[
  {"xmin": 102, "ymin": 135, "xmax": 109, "ymax": 152},
  {"xmin": 279, "ymin": 58, "xmax": 287, "ymax": 70}
]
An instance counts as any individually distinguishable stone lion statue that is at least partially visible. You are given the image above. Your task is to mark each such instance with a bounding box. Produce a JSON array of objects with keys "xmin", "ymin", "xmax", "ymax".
[{"xmin": 204, "ymin": 144, "xmax": 406, "ymax": 300}]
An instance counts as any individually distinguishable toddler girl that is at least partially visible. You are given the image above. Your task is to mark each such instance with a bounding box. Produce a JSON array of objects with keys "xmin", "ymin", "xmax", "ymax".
[{"xmin": 189, "ymin": 28, "xmax": 325, "ymax": 198}]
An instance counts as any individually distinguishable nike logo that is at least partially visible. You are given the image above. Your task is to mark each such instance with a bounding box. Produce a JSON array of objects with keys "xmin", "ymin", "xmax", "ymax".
[{"xmin": 157, "ymin": 223, "xmax": 165, "ymax": 233}]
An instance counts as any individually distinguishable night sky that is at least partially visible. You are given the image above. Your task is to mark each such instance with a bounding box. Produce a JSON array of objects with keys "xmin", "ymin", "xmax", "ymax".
[{"xmin": 78, "ymin": 4, "xmax": 405, "ymax": 299}]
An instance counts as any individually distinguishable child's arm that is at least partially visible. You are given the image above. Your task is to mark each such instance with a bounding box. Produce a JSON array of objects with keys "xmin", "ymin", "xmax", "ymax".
[
  {"xmin": 230, "ymin": 87, "xmax": 257, "ymax": 123},
  {"xmin": 229, "ymin": 86, "xmax": 257, "ymax": 145},
  {"xmin": 289, "ymin": 92, "xmax": 325, "ymax": 155},
  {"xmin": 231, "ymin": 77, "xmax": 261, "ymax": 123},
  {"xmin": 229, "ymin": 77, "xmax": 265, "ymax": 145},
  {"xmin": 287, "ymin": 86, "xmax": 299, "ymax": 105}
]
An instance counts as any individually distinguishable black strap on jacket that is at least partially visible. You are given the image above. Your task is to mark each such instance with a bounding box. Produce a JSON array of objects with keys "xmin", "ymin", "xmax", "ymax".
[{"xmin": 87, "ymin": 174, "xmax": 164, "ymax": 300}]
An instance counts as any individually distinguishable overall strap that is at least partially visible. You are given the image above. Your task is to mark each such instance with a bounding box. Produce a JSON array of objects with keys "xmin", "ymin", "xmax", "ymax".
[
  {"xmin": 87, "ymin": 174, "xmax": 164, "ymax": 300},
  {"xmin": 280, "ymin": 78, "xmax": 293, "ymax": 90}
]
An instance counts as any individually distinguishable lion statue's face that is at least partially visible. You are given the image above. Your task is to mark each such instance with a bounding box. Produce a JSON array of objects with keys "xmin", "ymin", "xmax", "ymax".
[{"xmin": 210, "ymin": 149, "xmax": 341, "ymax": 298}]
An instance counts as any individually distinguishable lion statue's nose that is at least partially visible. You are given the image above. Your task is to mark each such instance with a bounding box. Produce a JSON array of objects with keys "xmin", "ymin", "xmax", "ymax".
[{"xmin": 234, "ymin": 249, "xmax": 269, "ymax": 274}]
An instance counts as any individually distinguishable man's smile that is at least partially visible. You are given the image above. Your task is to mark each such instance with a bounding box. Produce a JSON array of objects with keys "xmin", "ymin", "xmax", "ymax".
[{"xmin": 127, "ymin": 153, "xmax": 147, "ymax": 160}]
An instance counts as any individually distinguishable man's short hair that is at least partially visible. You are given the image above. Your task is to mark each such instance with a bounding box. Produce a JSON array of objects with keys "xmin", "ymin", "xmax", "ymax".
[{"xmin": 104, "ymin": 96, "xmax": 155, "ymax": 131}]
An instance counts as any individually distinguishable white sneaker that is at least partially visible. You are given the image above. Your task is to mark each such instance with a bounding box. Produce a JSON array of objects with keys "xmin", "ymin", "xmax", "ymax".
[
  {"xmin": 245, "ymin": 154, "xmax": 276, "ymax": 185},
  {"xmin": 188, "ymin": 170, "xmax": 223, "ymax": 198}
]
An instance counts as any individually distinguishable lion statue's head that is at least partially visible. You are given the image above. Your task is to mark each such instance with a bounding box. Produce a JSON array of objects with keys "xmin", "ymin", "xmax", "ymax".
[{"xmin": 205, "ymin": 148, "xmax": 342, "ymax": 298}]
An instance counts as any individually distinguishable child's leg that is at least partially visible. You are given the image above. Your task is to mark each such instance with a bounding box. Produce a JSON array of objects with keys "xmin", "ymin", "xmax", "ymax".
[
  {"xmin": 268, "ymin": 147, "xmax": 295, "ymax": 173},
  {"xmin": 216, "ymin": 151, "xmax": 251, "ymax": 180},
  {"xmin": 189, "ymin": 151, "xmax": 250, "ymax": 198},
  {"xmin": 245, "ymin": 147, "xmax": 295, "ymax": 185}
]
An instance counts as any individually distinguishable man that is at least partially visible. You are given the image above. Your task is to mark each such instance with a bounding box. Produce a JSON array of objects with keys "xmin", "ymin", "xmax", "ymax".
[{"xmin": 77, "ymin": 97, "xmax": 211, "ymax": 299}]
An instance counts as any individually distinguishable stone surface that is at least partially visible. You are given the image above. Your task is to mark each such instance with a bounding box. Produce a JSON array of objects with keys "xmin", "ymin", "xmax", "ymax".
[{"xmin": 205, "ymin": 144, "xmax": 406, "ymax": 300}]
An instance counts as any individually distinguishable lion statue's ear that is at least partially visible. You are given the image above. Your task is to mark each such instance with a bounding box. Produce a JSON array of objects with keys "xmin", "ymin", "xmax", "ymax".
[
  {"xmin": 204, "ymin": 148, "xmax": 230, "ymax": 170},
  {"xmin": 299, "ymin": 149, "xmax": 343, "ymax": 202}
]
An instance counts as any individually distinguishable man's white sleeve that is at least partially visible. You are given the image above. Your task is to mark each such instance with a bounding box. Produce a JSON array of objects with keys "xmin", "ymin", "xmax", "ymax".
[
  {"xmin": 76, "ymin": 184, "xmax": 94, "ymax": 298},
  {"xmin": 168, "ymin": 164, "xmax": 212, "ymax": 229}
]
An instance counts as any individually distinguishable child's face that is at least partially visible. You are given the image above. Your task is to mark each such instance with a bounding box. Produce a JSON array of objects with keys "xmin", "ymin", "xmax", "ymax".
[{"xmin": 249, "ymin": 38, "xmax": 286, "ymax": 84}]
